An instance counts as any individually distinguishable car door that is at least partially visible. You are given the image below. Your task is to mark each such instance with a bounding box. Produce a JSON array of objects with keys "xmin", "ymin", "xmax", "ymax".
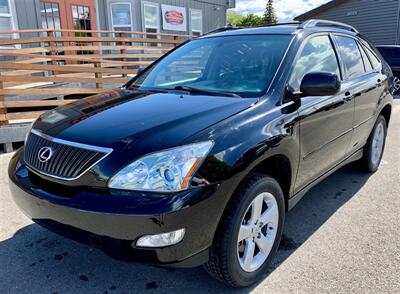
[
  {"xmin": 333, "ymin": 35, "xmax": 385, "ymax": 155},
  {"xmin": 289, "ymin": 34, "xmax": 355, "ymax": 192}
]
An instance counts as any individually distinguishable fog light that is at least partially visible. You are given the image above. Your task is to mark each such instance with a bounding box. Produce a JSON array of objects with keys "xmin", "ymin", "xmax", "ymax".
[{"xmin": 135, "ymin": 228, "xmax": 185, "ymax": 248}]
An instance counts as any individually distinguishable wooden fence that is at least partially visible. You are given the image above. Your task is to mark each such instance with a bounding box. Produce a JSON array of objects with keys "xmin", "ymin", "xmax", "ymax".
[{"xmin": 0, "ymin": 28, "xmax": 192, "ymax": 127}]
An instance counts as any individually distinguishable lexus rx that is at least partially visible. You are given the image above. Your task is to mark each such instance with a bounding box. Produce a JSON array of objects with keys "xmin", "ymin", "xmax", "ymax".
[{"xmin": 8, "ymin": 20, "xmax": 393, "ymax": 287}]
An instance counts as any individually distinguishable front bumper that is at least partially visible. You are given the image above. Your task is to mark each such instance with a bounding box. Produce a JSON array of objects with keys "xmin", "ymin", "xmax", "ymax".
[{"xmin": 8, "ymin": 150, "xmax": 229, "ymax": 267}]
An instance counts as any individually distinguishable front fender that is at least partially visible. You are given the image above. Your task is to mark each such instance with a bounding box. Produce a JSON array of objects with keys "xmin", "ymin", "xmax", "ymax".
[{"xmin": 186, "ymin": 99, "xmax": 300, "ymax": 211}]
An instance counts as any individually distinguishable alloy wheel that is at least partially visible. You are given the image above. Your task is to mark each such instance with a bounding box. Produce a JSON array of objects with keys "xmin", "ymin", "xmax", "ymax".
[{"xmin": 237, "ymin": 192, "xmax": 279, "ymax": 273}]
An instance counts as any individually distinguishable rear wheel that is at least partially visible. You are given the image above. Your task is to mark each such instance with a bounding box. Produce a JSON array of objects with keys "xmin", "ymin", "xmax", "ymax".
[
  {"xmin": 204, "ymin": 175, "xmax": 285, "ymax": 287},
  {"xmin": 360, "ymin": 115, "xmax": 387, "ymax": 172}
]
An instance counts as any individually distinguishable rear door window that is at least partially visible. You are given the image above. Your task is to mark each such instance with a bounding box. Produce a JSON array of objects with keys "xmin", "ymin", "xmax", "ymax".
[{"xmin": 335, "ymin": 35, "xmax": 365, "ymax": 79}]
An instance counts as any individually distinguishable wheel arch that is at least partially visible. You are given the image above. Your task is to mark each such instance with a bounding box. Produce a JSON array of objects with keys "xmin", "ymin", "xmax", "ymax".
[
  {"xmin": 251, "ymin": 154, "xmax": 292, "ymax": 211},
  {"xmin": 379, "ymin": 103, "xmax": 392, "ymax": 126},
  {"xmin": 221, "ymin": 153, "xmax": 294, "ymax": 222}
]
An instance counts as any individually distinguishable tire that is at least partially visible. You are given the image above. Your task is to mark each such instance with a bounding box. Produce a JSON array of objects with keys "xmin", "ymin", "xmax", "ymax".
[
  {"xmin": 360, "ymin": 115, "xmax": 387, "ymax": 172},
  {"xmin": 204, "ymin": 174, "xmax": 285, "ymax": 287}
]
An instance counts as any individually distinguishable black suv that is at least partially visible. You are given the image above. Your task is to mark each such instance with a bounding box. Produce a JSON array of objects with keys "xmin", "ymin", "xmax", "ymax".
[
  {"xmin": 8, "ymin": 20, "xmax": 393, "ymax": 287},
  {"xmin": 376, "ymin": 45, "xmax": 400, "ymax": 94}
]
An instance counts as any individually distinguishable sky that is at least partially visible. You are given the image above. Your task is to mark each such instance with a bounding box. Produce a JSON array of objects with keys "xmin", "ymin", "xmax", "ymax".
[{"xmin": 234, "ymin": 0, "xmax": 331, "ymax": 22}]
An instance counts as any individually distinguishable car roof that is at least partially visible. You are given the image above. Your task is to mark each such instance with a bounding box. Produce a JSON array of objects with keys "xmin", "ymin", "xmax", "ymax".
[
  {"xmin": 201, "ymin": 19, "xmax": 358, "ymax": 39},
  {"xmin": 205, "ymin": 26, "xmax": 299, "ymax": 37}
]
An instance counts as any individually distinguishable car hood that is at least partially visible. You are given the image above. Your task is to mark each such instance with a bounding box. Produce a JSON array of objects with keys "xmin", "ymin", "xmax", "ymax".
[{"xmin": 33, "ymin": 89, "xmax": 257, "ymax": 152}]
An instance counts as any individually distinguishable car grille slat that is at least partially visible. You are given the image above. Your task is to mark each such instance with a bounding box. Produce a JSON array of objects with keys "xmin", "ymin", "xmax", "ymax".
[
  {"xmin": 49, "ymin": 143, "xmax": 64, "ymax": 175},
  {"xmin": 64, "ymin": 149, "xmax": 89, "ymax": 178},
  {"xmin": 58, "ymin": 145, "xmax": 76, "ymax": 176},
  {"xmin": 67, "ymin": 150, "xmax": 90, "ymax": 178},
  {"xmin": 53, "ymin": 144, "xmax": 72, "ymax": 176},
  {"xmin": 72, "ymin": 152, "xmax": 102, "ymax": 178},
  {"xmin": 24, "ymin": 131, "xmax": 112, "ymax": 180},
  {"xmin": 63, "ymin": 147, "xmax": 85, "ymax": 177}
]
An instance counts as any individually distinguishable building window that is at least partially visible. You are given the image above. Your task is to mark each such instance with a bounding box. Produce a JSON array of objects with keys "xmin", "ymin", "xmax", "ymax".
[
  {"xmin": 72, "ymin": 5, "xmax": 92, "ymax": 32},
  {"xmin": 0, "ymin": 0, "xmax": 18, "ymax": 39},
  {"xmin": 142, "ymin": 2, "xmax": 160, "ymax": 45},
  {"xmin": 190, "ymin": 9, "xmax": 202, "ymax": 36},
  {"xmin": 40, "ymin": 1, "xmax": 62, "ymax": 37},
  {"xmin": 110, "ymin": 2, "xmax": 133, "ymax": 32}
]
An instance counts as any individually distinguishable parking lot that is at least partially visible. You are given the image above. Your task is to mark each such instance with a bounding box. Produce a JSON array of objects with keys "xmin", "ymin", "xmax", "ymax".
[{"xmin": 0, "ymin": 100, "xmax": 399, "ymax": 293}]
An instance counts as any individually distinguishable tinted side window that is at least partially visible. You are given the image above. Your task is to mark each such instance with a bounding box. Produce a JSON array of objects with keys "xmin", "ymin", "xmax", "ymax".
[
  {"xmin": 335, "ymin": 36, "xmax": 365, "ymax": 78},
  {"xmin": 359, "ymin": 44, "xmax": 373, "ymax": 72},
  {"xmin": 290, "ymin": 35, "xmax": 340, "ymax": 91},
  {"xmin": 364, "ymin": 46, "xmax": 381, "ymax": 70}
]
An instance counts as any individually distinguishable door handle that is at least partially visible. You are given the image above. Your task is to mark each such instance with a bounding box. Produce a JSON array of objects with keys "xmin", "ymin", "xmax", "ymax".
[{"xmin": 343, "ymin": 91, "xmax": 353, "ymax": 103}]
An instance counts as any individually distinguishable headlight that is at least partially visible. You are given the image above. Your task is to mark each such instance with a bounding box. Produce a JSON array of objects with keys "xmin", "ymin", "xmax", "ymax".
[{"xmin": 108, "ymin": 141, "xmax": 213, "ymax": 192}]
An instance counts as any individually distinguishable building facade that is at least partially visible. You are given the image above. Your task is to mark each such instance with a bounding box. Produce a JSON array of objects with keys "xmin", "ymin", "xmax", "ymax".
[
  {"xmin": 0, "ymin": 0, "xmax": 234, "ymax": 38},
  {"xmin": 295, "ymin": 0, "xmax": 400, "ymax": 45}
]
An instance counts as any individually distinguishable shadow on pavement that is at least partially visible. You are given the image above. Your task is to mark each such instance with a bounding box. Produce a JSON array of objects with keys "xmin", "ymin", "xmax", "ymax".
[{"xmin": 0, "ymin": 165, "xmax": 371, "ymax": 293}]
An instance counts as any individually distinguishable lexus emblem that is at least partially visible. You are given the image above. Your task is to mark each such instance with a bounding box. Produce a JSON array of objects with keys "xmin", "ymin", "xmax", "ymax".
[{"xmin": 38, "ymin": 147, "xmax": 53, "ymax": 163}]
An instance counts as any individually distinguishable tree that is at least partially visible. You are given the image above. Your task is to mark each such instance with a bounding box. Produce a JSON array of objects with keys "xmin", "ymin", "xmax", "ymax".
[
  {"xmin": 227, "ymin": 9, "xmax": 244, "ymax": 26},
  {"xmin": 263, "ymin": 0, "xmax": 278, "ymax": 24},
  {"xmin": 238, "ymin": 14, "xmax": 264, "ymax": 27}
]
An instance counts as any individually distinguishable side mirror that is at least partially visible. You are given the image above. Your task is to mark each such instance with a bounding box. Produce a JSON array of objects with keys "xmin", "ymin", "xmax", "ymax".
[{"xmin": 300, "ymin": 72, "xmax": 341, "ymax": 96}]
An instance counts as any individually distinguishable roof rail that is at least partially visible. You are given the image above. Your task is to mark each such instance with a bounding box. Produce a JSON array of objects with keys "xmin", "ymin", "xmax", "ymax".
[
  {"xmin": 204, "ymin": 20, "xmax": 358, "ymax": 36},
  {"xmin": 301, "ymin": 19, "xmax": 358, "ymax": 33},
  {"xmin": 254, "ymin": 21, "xmax": 302, "ymax": 28},
  {"xmin": 203, "ymin": 26, "xmax": 241, "ymax": 36},
  {"xmin": 205, "ymin": 22, "xmax": 302, "ymax": 35}
]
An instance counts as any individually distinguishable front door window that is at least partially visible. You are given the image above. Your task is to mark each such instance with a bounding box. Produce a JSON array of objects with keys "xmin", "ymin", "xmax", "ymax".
[{"xmin": 289, "ymin": 35, "xmax": 341, "ymax": 91}]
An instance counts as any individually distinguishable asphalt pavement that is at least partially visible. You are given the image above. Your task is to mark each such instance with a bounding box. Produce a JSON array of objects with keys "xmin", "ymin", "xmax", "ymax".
[{"xmin": 0, "ymin": 101, "xmax": 399, "ymax": 293}]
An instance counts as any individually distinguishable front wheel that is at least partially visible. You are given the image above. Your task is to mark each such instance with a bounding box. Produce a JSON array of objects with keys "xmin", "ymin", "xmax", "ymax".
[
  {"xmin": 204, "ymin": 175, "xmax": 285, "ymax": 287},
  {"xmin": 360, "ymin": 115, "xmax": 387, "ymax": 172}
]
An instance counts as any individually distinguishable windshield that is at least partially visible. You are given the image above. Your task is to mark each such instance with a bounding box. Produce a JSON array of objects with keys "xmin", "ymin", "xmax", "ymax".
[{"xmin": 130, "ymin": 34, "xmax": 292, "ymax": 97}]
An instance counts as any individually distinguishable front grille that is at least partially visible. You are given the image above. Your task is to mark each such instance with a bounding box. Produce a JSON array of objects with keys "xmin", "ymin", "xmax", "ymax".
[{"xmin": 24, "ymin": 130, "xmax": 112, "ymax": 180}]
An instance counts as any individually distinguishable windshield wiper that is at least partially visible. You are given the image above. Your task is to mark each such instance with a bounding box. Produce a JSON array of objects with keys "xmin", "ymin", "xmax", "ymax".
[
  {"xmin": 129, "ymin": 85, "xmax": 169, "ymax": 94},
  {"xmin": 173, "ymin": 85, "xmax": 241, "ymax": 98}
]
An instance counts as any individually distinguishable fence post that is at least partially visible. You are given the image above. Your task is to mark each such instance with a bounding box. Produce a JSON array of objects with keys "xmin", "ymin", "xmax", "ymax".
[
  {"xmin": 94, "ymin": 61, "xmax": 102, "ymax": 89},
  {"xmin": 119, "ymin": 32, "xmax": 128, "ymax": 77},
  {"xmin": 47, "ymin": 31, "xmax": 58, "ymax": 76},
  {"xmin": 0, "ymin": 72, "xmax": 12, "ymax": 152},
  {"xmin": 174, "ymin": 36, "xmax": 178, "ymax": 47},
  {"xmin": 0, "ymin": 73, "xmax": 7, "ymax": 126}
]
